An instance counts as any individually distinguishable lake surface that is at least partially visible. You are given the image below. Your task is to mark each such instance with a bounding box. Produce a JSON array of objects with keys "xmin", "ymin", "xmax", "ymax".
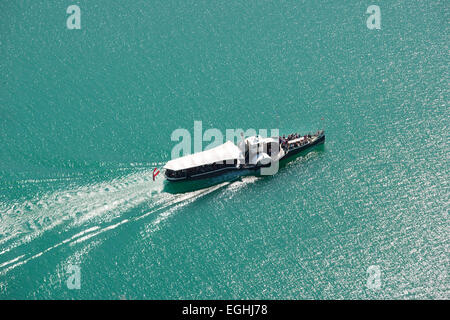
[{"xmin": 0, "ymin": 0, "xmax": 448, "ymax": 299}]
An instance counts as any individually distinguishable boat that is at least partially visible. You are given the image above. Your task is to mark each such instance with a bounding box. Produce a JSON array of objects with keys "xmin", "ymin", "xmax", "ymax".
[{"xmin": 164, "ymin": 130, "xmax": 325, "ymax": 181}]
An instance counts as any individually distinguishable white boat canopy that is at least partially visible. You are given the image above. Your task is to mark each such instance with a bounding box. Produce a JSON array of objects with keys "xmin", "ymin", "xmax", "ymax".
[
  {"xmin": 164, "ymin": 141, "xmax": 243, "ymax": 171},
  {"xmin": 288, "ymin": 137, "xmax": 305, "ymax": 144}
]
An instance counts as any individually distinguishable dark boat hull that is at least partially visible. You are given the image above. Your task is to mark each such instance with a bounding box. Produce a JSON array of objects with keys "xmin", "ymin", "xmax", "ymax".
[{"xmin": 282, "ymin": 133, "xmax": 325, "ymax": 159}]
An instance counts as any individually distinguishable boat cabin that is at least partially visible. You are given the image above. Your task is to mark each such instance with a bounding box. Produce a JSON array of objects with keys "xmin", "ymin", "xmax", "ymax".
[{"xmin": 240, "ymin": 136, "xmax": 280, "ymax": 165}]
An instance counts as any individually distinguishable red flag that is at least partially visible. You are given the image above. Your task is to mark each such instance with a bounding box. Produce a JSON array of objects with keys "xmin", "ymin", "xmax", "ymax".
[{"xmin": 153, "ymin": 168, "xmax": 160, "ymax": 181}]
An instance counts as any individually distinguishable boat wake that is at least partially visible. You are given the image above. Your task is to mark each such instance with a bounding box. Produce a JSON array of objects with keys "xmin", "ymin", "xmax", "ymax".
[{"xmin": 0, "ymin": 168, "xmax": 257, "ymax": 277}]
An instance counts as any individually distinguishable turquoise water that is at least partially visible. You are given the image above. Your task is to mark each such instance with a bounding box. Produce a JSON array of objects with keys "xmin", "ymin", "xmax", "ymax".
[{"xmin": 0, "ymin": 1, "xmax": 448, "ymax": 299}]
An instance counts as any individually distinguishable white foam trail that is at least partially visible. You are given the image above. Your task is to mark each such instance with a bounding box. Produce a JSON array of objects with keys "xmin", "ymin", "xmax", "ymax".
[
  {"xmin": 140, "ymin": 181, "xmax": 230, "ymax": 236},
  {"xmin": 70, "ymin": 219, "xmax": 128, "ymax": 245},
  {"xmin": 0, "ymin": 169, "xmax": 260, "ymax": 275},
  {"xmin": 225, "ymin": 176, "xmax": 260, "ymax": 193},
  {"xmin": 0, "ymin": 180, "xmax": 219, "ymax": 275},
  {"xmin": 0, "ymin": 169, "xmax": 164, "ymax": 254},
  {"xmin": 0, "ymin": 254, "xmax": 25, "ymax": 269},
  {"xmin": 69, "ymin": 226, "xmax": 101, "ymax": 240}
]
